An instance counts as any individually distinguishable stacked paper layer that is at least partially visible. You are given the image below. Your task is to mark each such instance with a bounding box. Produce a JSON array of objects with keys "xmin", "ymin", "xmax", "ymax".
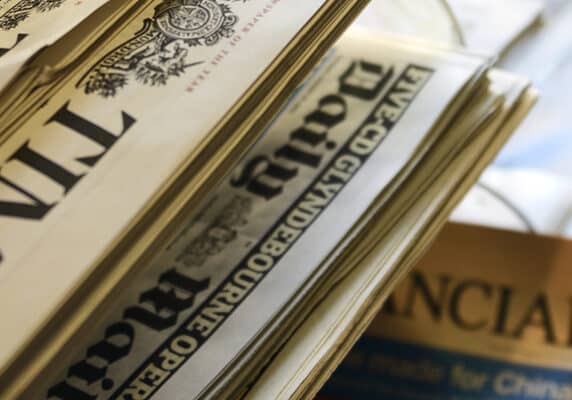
[{"xmin": 0, "ymin": 2, "xmax": 539, "ymax": 399}]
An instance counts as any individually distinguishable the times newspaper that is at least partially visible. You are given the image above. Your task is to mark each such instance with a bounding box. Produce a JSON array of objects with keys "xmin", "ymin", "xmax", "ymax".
[
  {"xmin": 320, "ymin": 223, "xmax": 572, "ymax": 400},
  {"xmin": 0, "ymin": 0, "xmax": 334, "ymax": 382}
]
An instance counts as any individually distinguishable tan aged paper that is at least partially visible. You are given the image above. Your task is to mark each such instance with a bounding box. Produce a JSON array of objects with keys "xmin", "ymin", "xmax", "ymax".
[
  {"xmin": 0, "ymin": 0, "xmax": 370, "ymax": 397},
  {"xmin": 32, "ymin": 32, "xmax": 488, "ymax": 400},
  {"xmin": 0, "ymin": 0, "xmax": 113, "ymax": 90}
]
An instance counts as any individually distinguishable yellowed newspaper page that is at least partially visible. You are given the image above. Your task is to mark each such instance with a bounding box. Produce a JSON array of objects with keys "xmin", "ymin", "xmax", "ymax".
[
  {"xmin": 0, "ymin": 0, "xmax": 115, "ymax": 89},
  {"xmin": 0, "ymin": 0, "xmax": 331, "ymax": 382}
]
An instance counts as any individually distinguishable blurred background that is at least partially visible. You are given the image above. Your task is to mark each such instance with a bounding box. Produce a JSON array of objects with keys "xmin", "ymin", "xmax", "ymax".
[{"xmin": 355, "ymin": 0, "xmax": 572, "ymax": 237}]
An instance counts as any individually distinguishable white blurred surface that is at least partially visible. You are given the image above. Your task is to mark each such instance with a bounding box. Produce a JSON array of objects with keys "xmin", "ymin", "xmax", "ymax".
[
  {"xmin": 355, "ymin": 0, "xmax": 543, "ymax": 54},
  {"xmin": 354, "ymin": 0, "xmax": 462, "ymax": 45},
  {"xmin": 496, "ymin": 0, "xmax": 572, "ymax": 180},
  {"xmin": 357, "ymin": 0, "xmax": 572, "ymax": 238},
  {"xmin": 449, "ymin": 0, "xmax": 543, "ymax": 55},
  {"xmin": 451, "ymin": 168, "xmax": 572, "ymax": 236},
  {"xmin": 485, "ymin": 0, "xmax": 572, "ymax": 238}
]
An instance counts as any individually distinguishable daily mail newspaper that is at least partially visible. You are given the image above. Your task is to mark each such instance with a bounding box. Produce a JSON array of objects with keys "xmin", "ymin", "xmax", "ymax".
[
  {"xmin": 0, "ymin": 0, "xmax": 342, "ymax": 389},
  {"xmin": 34, "ymin": 36, "xmax": 487, "ymax": 400},
  {"xmin": 0, "ymin": 0, "xmax": 113, "ymax": 90},
  {"xmin": 320, "ymin": 223, "xmax": 572, "ymax": 400}
]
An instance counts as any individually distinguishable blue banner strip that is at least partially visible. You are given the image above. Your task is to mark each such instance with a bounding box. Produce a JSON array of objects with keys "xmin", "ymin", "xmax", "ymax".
[{"xmin": 321, "ymin": 336, "xmax": 572, "ymax": 399}]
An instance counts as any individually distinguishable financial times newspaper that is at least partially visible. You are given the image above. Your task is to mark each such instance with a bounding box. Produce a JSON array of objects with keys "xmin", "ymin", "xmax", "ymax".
[
  {"xmin": 321, "ymin": 224, "xmax": 572, "ymax": 400},
  {"xmin": 41, "ymin": 38, "xmax": 484, "ymax": 400}
]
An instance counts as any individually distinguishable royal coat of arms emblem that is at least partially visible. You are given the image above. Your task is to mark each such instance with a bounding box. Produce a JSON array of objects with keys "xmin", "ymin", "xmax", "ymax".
[{"xmin": 80, "ymin": 0, "xmax": 239, "ymax": 98}]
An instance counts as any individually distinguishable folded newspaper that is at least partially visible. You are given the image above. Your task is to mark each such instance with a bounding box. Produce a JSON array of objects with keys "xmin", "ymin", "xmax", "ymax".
[
  {"xmin": 236, "ymin": 34, "xmax": 538, "ymax": 400},
  {"xmin": 0, "ymin": 28, "xmax": 531, "ymax": 399},
  {"xmin": 0, "ymin": 0, "xmax": 369, "ymax": 396},
  {"xmin": 0, "ymin": 0, "xmax": 119, "ymax": 91},
  {"xmin": 319, "ymin": 223, "xmax": 572, "ymax": 400},
  {"xmin": 0, "ymin": 0, "xmax": 146, "ymax": 131}
]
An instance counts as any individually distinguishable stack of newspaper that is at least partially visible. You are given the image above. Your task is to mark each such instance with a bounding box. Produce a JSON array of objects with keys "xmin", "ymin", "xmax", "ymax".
[{"xmin": 0, "ymin": 1, "xmax": 537, "ymax": 399}]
